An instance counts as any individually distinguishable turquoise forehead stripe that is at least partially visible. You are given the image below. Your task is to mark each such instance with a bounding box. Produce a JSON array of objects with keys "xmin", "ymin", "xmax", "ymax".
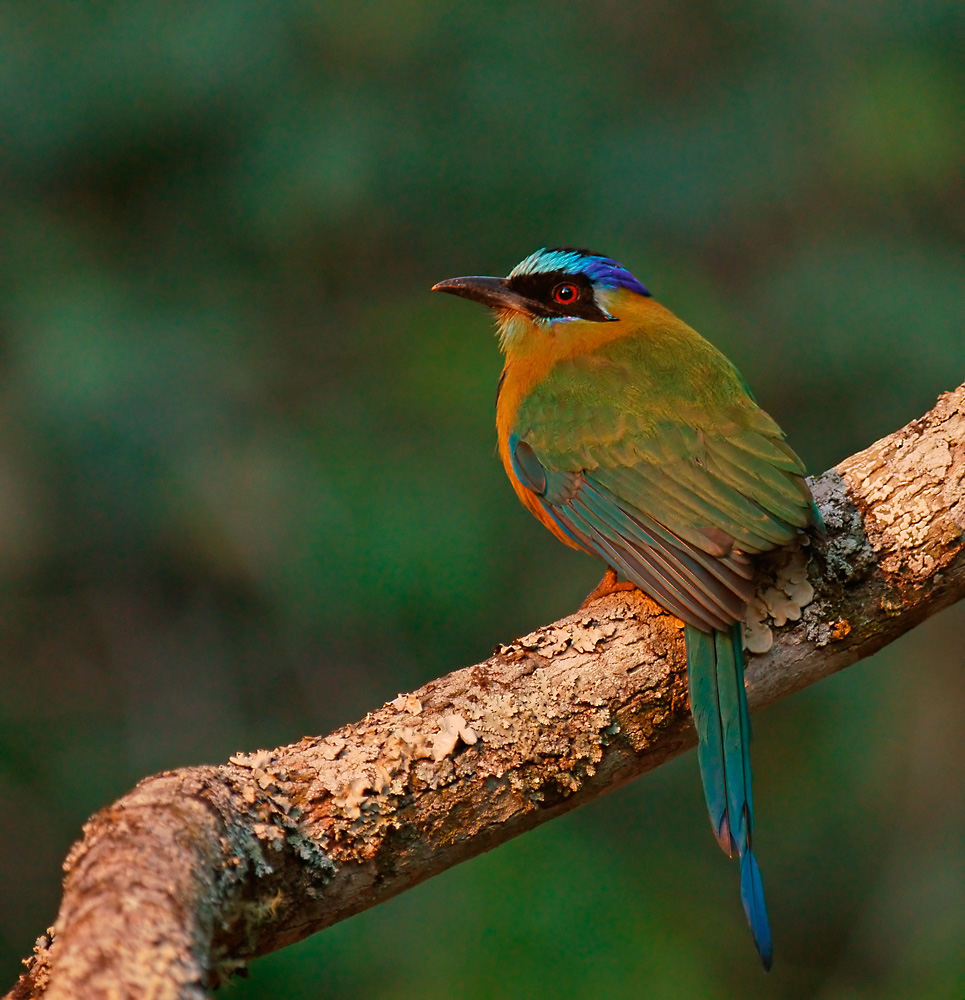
[{"xmin": 509, "ymin": 248, "xmax": 650, "ymax": 296}]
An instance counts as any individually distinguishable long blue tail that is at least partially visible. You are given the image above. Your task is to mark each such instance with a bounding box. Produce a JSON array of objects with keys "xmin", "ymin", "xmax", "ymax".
[{"xmin": 685, "ymin": 622, "xmax": 772, "ymax": 970}]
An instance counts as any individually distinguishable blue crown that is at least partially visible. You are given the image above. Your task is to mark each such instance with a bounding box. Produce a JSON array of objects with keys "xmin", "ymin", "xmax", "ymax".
[{"xmin": 509, "ymin": 247, "xmax": 650, "ymax": 297}]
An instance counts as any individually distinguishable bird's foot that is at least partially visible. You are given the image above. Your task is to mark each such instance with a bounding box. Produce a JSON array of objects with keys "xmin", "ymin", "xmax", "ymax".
[{"xmin": 579, "ymin": 568, "xmax": 638, "ymax": 609}]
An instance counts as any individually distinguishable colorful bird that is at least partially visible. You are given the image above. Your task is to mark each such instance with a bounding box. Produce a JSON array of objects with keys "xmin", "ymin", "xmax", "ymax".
[{"xmin": 433, "ymin": 247, "xmax": 823, "ymax": 969}]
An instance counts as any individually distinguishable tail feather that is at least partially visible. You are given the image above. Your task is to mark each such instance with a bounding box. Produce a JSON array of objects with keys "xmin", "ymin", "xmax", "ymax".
[
  {"xmin": 686, "ymin": 622, "xmax": 772, "ymax": 970},
  {"xmin": 741, "ymin": 849, "xmax": 773, "ymax": 971},
  {"xmin": 687, "ymin": 626, "xmax": 730, "ymax": 851},
  {"xmin": 714, "ymin": 626, "xmax": 754, "ymax": 847}
]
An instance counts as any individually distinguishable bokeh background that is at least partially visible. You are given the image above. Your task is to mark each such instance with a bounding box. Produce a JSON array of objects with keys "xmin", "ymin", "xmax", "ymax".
[{"xmin": 1, "ymin": 2, "xmax": 963, "ymax": 998}]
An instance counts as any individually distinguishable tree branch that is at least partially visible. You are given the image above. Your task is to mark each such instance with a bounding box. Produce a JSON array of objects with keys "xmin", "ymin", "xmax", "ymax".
[{"xmin": 8, "ymin": 384, "xmax": 965, "ymax": 1000}]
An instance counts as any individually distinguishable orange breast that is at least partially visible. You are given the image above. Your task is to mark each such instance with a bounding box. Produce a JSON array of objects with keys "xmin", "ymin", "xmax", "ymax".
[
  {"xmin": 496, "ymin": 410, "xmax": 584, "ymax": 552},
  {"xmin": 492, "ymin": 303, "xmax": 644, "ymax": 553}
]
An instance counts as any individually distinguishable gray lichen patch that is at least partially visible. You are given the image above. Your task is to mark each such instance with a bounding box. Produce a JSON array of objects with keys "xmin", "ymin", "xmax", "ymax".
[
  {"xmin": 429, "ymin": 714, "xmax": 478, "ymax": 761},
  {"xmin": 810, "ymin": 470, "xmax": 877, "ymax": 585},
  {"xmin": 389, "ymin": 693, "xmax": 423, "ymax": 715},
  {"xmin": 512, "ymin": 616, "xmax": 618, "ymax": 661},
  {"xmin": 331, "ymin": 777, "xmax": 373, "ymax": 821},
  {"xmin": 743, "ymin": 543, "xmax": 817, "ymax": 654},
  {"xmin": 230, "ymin": 749, "xmax": 275, "ymax": 770}
]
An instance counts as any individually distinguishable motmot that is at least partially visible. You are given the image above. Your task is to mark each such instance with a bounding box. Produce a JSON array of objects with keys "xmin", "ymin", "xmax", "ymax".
[{"xmin": 433, "ymin": 247, "xmax": 823, "ymax": 969}]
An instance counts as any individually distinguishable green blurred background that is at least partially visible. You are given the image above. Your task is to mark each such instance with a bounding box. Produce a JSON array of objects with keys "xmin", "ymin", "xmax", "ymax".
[{"xmin": 1, "ymin": 2, "xmax": 963, "ymax": 998}]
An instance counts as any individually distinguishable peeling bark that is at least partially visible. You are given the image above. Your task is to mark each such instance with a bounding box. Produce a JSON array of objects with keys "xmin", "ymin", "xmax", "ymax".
[{"xmin": 7, "ymin": 384, "xmax": 965, "ymax": 1000}]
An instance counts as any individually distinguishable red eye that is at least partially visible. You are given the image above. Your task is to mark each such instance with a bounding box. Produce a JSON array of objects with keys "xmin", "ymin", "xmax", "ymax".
[{"xmin": 553, "ymin": 283, "xmax": 578, "ymax": 304}]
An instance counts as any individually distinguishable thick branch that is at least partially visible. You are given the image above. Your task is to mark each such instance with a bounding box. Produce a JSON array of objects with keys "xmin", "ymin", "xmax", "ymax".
[{"xmin": 8, "ymin": 384, "xmax": 965, "ymax": 1000}]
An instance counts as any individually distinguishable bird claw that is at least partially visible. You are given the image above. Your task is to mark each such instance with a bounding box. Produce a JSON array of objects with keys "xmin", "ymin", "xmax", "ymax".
[{"xmin": 579, "ymin": 568, "xmax": 638, "ymax": 609}]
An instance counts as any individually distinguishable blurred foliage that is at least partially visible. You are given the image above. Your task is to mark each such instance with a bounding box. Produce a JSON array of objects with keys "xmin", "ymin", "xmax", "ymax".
[{"xmin": 0, "ymin": 1, "xmax": 963, "ymax": 997}]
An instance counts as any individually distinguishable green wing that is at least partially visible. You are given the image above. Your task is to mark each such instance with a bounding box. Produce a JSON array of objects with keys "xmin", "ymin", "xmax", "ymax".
[{"xmin": 511, "ymin": 331, "xmax": 819, "ymax": 629}]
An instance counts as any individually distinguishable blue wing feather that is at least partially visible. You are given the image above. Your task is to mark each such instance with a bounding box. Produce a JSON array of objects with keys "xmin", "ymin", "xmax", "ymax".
[{"xmin": 510, "ymin": 435, "xmax": 752, "ymax": 632}]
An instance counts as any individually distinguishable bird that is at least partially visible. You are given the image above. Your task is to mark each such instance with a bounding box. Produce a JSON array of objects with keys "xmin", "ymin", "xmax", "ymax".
[{"xmin": 432, "ymin": 246, "xmax": 823, "ymax": 969}]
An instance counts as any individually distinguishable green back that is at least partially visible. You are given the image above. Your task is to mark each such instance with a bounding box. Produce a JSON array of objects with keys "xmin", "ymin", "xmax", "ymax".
[{"xmin": 513, "ymin": 329, "xmax": 817, "ymax": 558}]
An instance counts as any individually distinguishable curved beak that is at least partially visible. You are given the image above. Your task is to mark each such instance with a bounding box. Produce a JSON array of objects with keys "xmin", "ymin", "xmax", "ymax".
[{"xmin": 431, "ymin": 275, "xmax": 531, "ymax": 313}]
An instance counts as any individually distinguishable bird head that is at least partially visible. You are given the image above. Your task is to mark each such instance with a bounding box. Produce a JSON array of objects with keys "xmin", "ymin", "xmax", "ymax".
[{"xmin": 432, "ymin": 247, "xmax": 651, "ymax": 353}]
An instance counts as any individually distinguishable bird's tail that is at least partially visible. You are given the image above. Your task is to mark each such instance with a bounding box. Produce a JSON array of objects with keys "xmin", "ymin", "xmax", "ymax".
[{"xmin": 685, "ymin": 622, "xmax": 773, "ymax": 970}]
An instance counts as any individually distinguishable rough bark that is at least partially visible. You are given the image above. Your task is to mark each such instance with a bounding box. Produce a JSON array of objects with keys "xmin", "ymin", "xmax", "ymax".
[{"xmin": 7, "ymin": 383, "xmax": 965, "ymax": 1000}]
